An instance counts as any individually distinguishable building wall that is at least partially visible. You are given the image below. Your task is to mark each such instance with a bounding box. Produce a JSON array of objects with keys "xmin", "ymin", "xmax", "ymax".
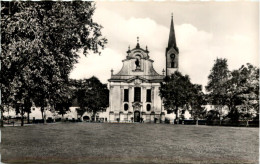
[{"xmin": 3, "ymin": 106, "xmax": 109, "ymax": 121}]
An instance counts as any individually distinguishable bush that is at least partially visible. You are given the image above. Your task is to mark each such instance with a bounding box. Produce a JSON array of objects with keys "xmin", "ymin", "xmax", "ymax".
[
  {"xmin": 165, "ymin": 118, "xmax": 171, "ymax": 124},
  {"xmin": 47, "ymin": 117, "xmax": 53, "ymax": 123}
]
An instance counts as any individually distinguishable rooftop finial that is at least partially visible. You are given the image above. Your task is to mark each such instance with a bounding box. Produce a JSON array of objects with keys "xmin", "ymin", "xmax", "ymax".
[
  {"xmin": 162, "ymin": 69, "xmax": 165, "ymax": 75},
  {"xmin": 171, "ymin": 13, "xmax": 173, "ymax": 19},
  {"xmin": 136, "ymin": 36, "xmax": 140, "ymax": 48},
  {"xmin": 127, "ymin": 45, "xmax": 131, "ymax": 54},
  {"xmin": 111, "ymin": 69, "xmax": 114, "ymax": 76}
]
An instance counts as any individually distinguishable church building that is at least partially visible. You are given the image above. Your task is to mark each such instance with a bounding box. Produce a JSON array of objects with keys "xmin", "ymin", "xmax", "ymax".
[{"xmin": 107, "ymin": 15, "xmax": 180, "ymax": 123}]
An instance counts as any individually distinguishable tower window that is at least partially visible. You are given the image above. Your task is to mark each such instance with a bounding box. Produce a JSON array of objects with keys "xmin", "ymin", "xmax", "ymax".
[
  {"xmin": 134, "ymin": 87, "xmax": 141, "ymax": 102},
  {"xmin": 124, "ymin": 89, "xmax": 129, "ymax": 102},
  {"xmin": 146, "ymin": 89, "xmax": 151, "ymax": 102},
  {"xmin": 171, "ymin": 61, "xmax": 175, "ymax": 68}
]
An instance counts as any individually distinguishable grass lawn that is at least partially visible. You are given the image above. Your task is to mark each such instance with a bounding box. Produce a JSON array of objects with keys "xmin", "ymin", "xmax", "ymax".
[{"xmin": 0, "ymin": 123, "xmax": 258, "ymax": 164}]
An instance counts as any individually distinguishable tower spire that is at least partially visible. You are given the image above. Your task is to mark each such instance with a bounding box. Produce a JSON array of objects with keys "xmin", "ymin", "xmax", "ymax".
[
  {"xmin": 167, "ymin": 13, "xmax": 178, "ymax": 52},
  {"xmin": 165, "ymin": 13, "xmax": 179, "ymax": 76}
]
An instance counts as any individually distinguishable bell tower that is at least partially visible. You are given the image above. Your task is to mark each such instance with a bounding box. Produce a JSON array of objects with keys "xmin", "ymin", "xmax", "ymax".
[{"xmin": 166, "ymin": 14, "xmax": 179, "ymax": 76}]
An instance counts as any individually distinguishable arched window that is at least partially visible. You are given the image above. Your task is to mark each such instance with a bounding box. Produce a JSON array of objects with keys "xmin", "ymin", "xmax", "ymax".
[
  {"xmin": 135, "ymin": 55, "xmax": 141, "ymax": 69},
  {"xmin": 146, "ymin": 104, "xmax": 151, "ymax": 111},
  {"xmin": 124, "ymin": 104, "xmax": 129, "ymax": 111}
]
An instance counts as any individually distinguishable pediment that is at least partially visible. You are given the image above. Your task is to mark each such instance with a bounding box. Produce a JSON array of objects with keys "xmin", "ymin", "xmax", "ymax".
[{"xmin": 126, "ymin": 76, "xmax": 148, "ymax": 84}]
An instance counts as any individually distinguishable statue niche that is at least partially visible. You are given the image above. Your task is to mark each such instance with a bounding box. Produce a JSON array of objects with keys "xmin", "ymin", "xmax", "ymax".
[{"xmin": 135, "ymin": 55, "xmax": 141, "ymax": 70}]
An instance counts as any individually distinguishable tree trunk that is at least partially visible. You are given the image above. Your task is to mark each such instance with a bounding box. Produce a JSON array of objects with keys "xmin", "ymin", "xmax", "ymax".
[
  {"xmin": 61, "ymin": 113, "xmax": 64, "ymax": 122},
  {"xmin": 51, "ymin": 105, "xmax": 56, "ymax": 123},
  {"xmin": 21, "ymin": 107, "xmax": 24, "ymax": 126},
  {"xmin": 196, "ymin": 119, "xmax": 198, "ymax": 126},
  {"xmin": 176, "ymin": 107, "xmax": 179, "ymax": 124},
  {"xmin": 27, "ymin": 111, "xmax": 30, "ymax": 124},
  {"xmin": 246, "ymin": 120, "xmax": 249, "ymax": 127},
  {"xmin": 43, "ymin": 107, "xmax": 46, "ymax": 124},
  {"xmin": 219, "ymin": 106, "xmax": 222, "ymax": 126},
  {"xmin": 8, "ymin": 106, "xmax": 10, "ymax": 124},
  {"xmin": 80, "ymin": 116, "xmax": 83, "ymax": 122},
  {"xmin": 41, "ymin": 106, "xmax": 44, "ymax": 122},
  {"xmin": 93, "ymin": 113, "xmax": 96, "ymax": 122},
  {"xmin": 0, "ymin": 106, "xmax": 4, "ymax": 127}
]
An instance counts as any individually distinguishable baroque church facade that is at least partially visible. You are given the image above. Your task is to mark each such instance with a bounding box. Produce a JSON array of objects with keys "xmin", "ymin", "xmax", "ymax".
[{"xmin": 107, "ymin": 15, "xmax": 181, "ymax": 123}]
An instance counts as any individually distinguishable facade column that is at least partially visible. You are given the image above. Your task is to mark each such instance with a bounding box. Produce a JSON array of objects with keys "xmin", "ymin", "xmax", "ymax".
[
  {"xmin": 109, "ymin": 84, "xmax": 113, "ymax": 112},
  {"xmin": 151, "ymin": 86, "xmax": 155, "ymax": 111},
  {"xmin": 120, "ymin": 86, "xmax": 124, "ymax": 111},
  {"xmin": 120, "ymin": 86, "xmax": 123, "ymax": 122},
  {"xmin": 141, "ymin": 86, "xmax": 146, "ymax": 122},
  {"xmin": 129, "ymin": 86, "xmax": 133, "ymax": 112},
  {"xmin": 151, "ymin": 86, "xmax": 155, "ymax": 123},
  {"xmin": 142, "ymin": 86, "xmax": 146, "ymax": 108},
  {"xmin": 109, "ymin": 84, "xmax": 114, "ymax": 122},
  {"xmin": 119, "ymin": 86, "xmax": 125, "ymax": 122},
  {"xmin": 129, "ymin": 86, "xmax": 133, "ymax": 122}
]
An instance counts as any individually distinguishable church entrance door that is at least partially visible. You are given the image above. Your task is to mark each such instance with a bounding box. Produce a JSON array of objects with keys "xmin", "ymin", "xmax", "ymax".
[{"xmin": 134, "ymin": 111, "xmax": 140, "ymax": 122}]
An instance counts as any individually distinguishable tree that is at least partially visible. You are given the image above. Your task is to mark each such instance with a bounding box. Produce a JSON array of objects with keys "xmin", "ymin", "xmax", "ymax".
[
  {"xmin": 1, "ymin": 1, "xmax": 107, "ymax": 126},
  {"xmin": 224, "ymin": 69, "xmax": 244, "ymax": 123},
  {"xmin": 75, "ymin": 77, "xmax": 109, "ymax": 121},
  {"xmin": 205, "ymin": 58, "xmax": 230, "ymax": 125},
  {"xmin": 234, "ymin": 64, "xmax": 259, "ymax": 126},
  {"xmin": 189, "ymin": 84, "xmax": 207, "ymax": 125},
  {"xmin": 222, "ymin": 63, "xmax": 259, "ymax": 126},
  {"xmin": 206, "ymin": 110, "xmax": 220, "ymax": 125},
  {"xmin": 54, "ymin": 84, "xmax": 73, "ymax": 122},
  {"xmin": 71, "ymin": 79, "xmax": 87, "ymax": 120},
  {"xmin": 160, "ymin": 71, "xmax": 195, "ymax": 124}
]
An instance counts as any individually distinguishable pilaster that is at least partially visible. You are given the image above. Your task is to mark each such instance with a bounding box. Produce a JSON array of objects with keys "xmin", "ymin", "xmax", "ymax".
[
  {"xmin": 151, "ymin": 86, "xmax": 155, "ymax": 111},
  {"xmin": 120, "ymin": 86, "xmax": 124, "ymax": 112},
  {"xmin": 129, "ymin": 86, "xmax": 133, "ymax": 112}
]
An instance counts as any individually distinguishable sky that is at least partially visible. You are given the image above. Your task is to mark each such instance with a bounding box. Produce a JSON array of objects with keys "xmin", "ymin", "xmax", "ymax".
[{"xmin": 69, "ymin": 1, "xmax": 259, "ymax": 91}]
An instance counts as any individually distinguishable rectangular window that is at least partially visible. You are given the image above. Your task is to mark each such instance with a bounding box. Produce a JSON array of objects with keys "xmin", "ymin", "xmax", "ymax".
[
  {"xmin": 171, "ymin": 61, "xmax": 175, "ymax": 68},
  {"xmin": 134, "ymin": 87, "xmax": 141, "ymax": 102},
  {"xmin": 124, "ymin": 89, "xmax": 129, "ymax": 102},
  {"xmin": 146, "ymin": 89, "xmax": 151, "ymax": 102}
]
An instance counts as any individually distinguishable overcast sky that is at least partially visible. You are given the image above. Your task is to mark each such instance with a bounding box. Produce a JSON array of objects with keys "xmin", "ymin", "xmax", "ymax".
[{"xmin": 69, "ymin": 1, "xmax": 259, "ymax": 91}]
